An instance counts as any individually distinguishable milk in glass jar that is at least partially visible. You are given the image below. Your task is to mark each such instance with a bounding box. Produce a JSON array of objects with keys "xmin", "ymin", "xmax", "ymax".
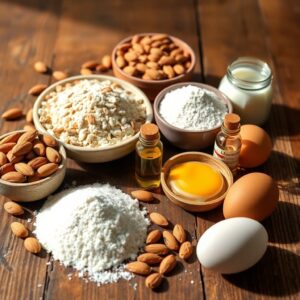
[{"xmin": 218, "ymin": 57, "xmax": 273, "ymax": 125}]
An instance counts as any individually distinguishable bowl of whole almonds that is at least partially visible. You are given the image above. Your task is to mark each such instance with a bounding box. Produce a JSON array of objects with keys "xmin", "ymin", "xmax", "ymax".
[
  {"xmin": 0, "ymin": 130, "xmax": 66, "ymax": 202},
  {"xmin": 112, "ymin": 33, "xmax": 196, "ymax": 100},
  {"xmin": 33, "ymin": 75, "xmax": 153, "ymax": 163}
]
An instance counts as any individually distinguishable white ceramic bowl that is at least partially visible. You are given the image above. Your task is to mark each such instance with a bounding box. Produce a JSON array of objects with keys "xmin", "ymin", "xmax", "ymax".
[
  {"xmin": 0, "ymin": 130, "xmax": 66, "ymax": 202},
  {"xmin": 33, "ymin": 75, "xmax": 153, "ymax": 163}
]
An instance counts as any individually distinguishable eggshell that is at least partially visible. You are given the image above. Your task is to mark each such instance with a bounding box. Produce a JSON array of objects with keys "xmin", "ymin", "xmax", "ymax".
[
  {"xmin": 223, "ymin": 172, "xmax": 279, "ymax": 221},
  {"xmin": 196, "ymin": 217, "xmax": 268, "ymax": 274},
  {"xmin": 239, "ymin": 124, "xmax": 272, "ymax": 168}
]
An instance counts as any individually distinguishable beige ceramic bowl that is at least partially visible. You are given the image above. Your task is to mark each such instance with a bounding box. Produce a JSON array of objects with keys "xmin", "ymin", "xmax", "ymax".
[
  {"xmin": 112, "ymin": 33, "xmax": 196, "ymax": 101},
  {"xmin": 33, "ymin": 75, "xmax": 153, "ymax": 163},
  {"xmin": 154, "ymin": 82, "xmax": 233, "ymax": 150},
  {"xmin": 161, "ymin": 152, "xmax": 233, "ymax": 212},
  {"xmin": 0, "ymin": 130, "xmax": 66, "ymax": 202}
]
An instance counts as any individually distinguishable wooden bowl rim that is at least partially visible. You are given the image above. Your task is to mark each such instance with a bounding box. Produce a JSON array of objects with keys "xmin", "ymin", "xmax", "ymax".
[
  {"xmin": 0, "ymin": 130, "xmax": 67, "ymax": 187},
  {"xmin": 33, "ymin": 75, "xmax": 153, "ymax": 153},
  {"xmin": 161, "ymin": 151, "xmax": 233, "ymax": 207},
  {"xmin": 112, "ymin": 33, "xmax": 196, "ymax": 84}
]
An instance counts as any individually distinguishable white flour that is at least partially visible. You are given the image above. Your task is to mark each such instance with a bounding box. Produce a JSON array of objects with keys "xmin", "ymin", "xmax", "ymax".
[
  {"xmin": 34, "ymin": 183, "xmax": 149, "ymax": 285},
  {"xmin": 159, "ymin": 85, "xmax": 227, "ymax": 130}
]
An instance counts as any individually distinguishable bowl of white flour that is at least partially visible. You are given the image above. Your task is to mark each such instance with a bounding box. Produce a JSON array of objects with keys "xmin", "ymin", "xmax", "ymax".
[{"xmin": 154, "ymin": 82, "xmax": 232, "ymax": 149}]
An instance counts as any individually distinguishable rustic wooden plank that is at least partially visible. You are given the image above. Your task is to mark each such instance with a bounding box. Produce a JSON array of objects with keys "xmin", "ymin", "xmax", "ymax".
[
  {"xmin": 196, "ymin": 0, "xmax": 300, "ymax": 299},
  {"xmin": 0, "ymin": 1, "xmax": 61, "ymax": 300},
  {"xmin": 43, "ymin": 0, "xmax": 203, "ymax": 299}
]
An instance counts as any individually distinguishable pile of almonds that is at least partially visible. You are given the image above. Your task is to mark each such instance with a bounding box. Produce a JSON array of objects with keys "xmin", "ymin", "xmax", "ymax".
[
  {"xmin": 128, "ymin": 190, "xmax": 193, "ymax": 289},
  {"xmin": 0, "ymin": 130, "xmax": 62, "ymax": 183},
  {"xmin": 4, "ymin": 201, "xmax": 41, "ymax": 254},
  {"xmin": 115, "ymin": 34, "xmax": 192, "ymax": 80}
]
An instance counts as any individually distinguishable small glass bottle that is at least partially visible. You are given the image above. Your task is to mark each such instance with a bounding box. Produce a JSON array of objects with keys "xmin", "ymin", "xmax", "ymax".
[
  {"xmin": 213, "ymin": 113, "xmax": 241, "ymax": 175},
  {"xmin": 135, "ymin": 123, "xmax": 163, "ymax": 189}
]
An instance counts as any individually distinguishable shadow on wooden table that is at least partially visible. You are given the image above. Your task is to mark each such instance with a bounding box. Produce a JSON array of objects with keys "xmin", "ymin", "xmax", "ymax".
[{"xmin": 223, "ymin": 245, "xmax": 300, "ymax": 297}]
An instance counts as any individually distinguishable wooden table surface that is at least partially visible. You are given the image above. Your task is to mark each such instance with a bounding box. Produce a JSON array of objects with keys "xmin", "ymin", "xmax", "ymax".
[{"xmin": 0, "ymin": 0, "xmax": 299, "ymax": 299}]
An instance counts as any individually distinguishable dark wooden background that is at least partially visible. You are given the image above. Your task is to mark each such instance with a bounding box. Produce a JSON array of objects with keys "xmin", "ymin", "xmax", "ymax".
[{"xmin": 0, "ymin": 0, "xmax": 299, "ymax": 299}]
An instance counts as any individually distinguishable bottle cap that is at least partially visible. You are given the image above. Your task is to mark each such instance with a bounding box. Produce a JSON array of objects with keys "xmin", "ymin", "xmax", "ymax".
[
  {"xmin": 140, "ymin": 123, "xmax": 159, "ymax": 140},
  {"xmin": 224, "ymin": 113, "xmax": 240, "ymax": 130}
]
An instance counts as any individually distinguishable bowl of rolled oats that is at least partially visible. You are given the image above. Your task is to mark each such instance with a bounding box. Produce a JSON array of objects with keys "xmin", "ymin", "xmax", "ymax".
[{"xmin": 33, "ymin": 75, "xmax": 153, "ymax": 163}]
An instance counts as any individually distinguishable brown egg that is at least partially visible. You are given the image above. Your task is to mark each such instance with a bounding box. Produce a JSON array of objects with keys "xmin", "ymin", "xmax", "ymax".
[
  {"xmin": 223, "ymin": 172, "xmax": 279, "ymax": 221},
  {"xmin": 239, "ymin": 125, "xmax": 272, "ymax": 168}
]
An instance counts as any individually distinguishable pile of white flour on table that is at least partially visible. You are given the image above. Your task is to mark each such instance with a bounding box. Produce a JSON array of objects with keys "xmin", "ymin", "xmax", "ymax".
[
  {"xmin": 159, "ymin": 85, "xmax": 228, "ymax": 130},
  {"xmin": 34, "ymin": 183, "xmax": 149, "ymax": 285}
]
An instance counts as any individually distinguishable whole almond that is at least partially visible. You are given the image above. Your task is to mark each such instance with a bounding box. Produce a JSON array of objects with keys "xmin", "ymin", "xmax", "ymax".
[
  {"xmin": 147, "ymin": 53, "xmax": 161, "ymax": 63},
  {"xmin": 24, "ymin": 237, "xmax": 41, "ymax": 254},
  {"xmin": 173, "ymin": 224, "xmax": 186, "ymax": 244},
  {"xmin": 136, "ymin": 63, "xmax": 147, "ymax": 74},
  {"xmin": 146, "ymin": 229, "xmax": 162, "ymax": 244},
  {"xmin": 81, "ymin": 60, "xmax": 99, "ymax": 70},
  {"xmin": 163, "ymin": 231, "xmax": 179, "ymax": 251},
  {"xmin": 7, "ymin": 150, "xmax": 24, "ymax": 164},
  {"xmin": 18, "ymin": 130, "xmax": 37, "ymax": 144},
  {"xmin": 124, "ymin": 51, "xmax": 138, "ymax": 62},
  {"xmin": 26, "ymin": 108, "xmax": 33, "ymax": 123},
  {"xmin": 137, "ymin": 253, "xmax": 162, "ymax": 265},
  {"xmin": 173, "ymin": 64, "xmax": 185, "ymax": 75},
  {"xmin": 23, "ymin": 124, "xmax": 36, "ymax": 132},
  {"xmin": 53, "ymin": 71, "xmax": 68, "ymax": 81},
  {"xmin": 1, "ymin": 108, "xmax": 23, "ymax": 120},
  {"xmin": 46, "ymin": 147, "xmax": 61, "ymax": 163},
  {"xmin": 14, "ymin": 163, "xmax": 34, "ymax": 176},
  {"xmin": 10, "ymin": 222, "xmax": 29, "ymax": 238},
  {"xmin": 28, "ymin": 84, "xmax": 47, "ymax": 96},
  {"xmin": 159, "ymin": 254, "xmax": 177, "ymax": 275},
  {"xmin": 0, "ymin": 143, "xmax": 16, "ymax": 154},
  {"xmin": 151, "ymin": 34, "xmax": 169, "ymax": 41},
  {"xmin": 2, "ymin": 171, "xmax": 26, "ymax": 183},
  {"xmin": 116, "ymin": 56, "xmax": 126, "ymax": 68},
  {"xmin": 159, "ymin": 56, "xmax": 175, "ymax": 66},
  {"xmin": 144, "ymin": 244, "xmax": 169, "ymax": 255},
  {"xmin": 28, "ymin": 156, "xmax": 48, "ymax": 169},
  {"xmin": 179, "ymin": 241, "xmax": 193, "ymax": 260},
  {"xmin": 33, "ymin": 140, "xmax": 46, "ymax": 156},
  {"xmin": 131, "ymin": 190, "xmax": 153, "ymax": 202},
  {"xmin": 126, "ymin": 261, "xmax": 151, "ymax": 276},
  {"xmin": 0, "ymin": 152, "xmax": 7, "ymax": 166},
  {"xmin": 163, "ymin": 65, "xmax": 175, "ymax": 79},
  {"xmin": 145, "ymin": 273, "xmax": 163, "ymax": 289},
  {"xmin": 145, "ymin": 68, "xmax": 161, "ymax": 80},
  {"xmin": 37, "ymin": 163, "xmax": 58, "ymax": 178},
  {"xmin": 4, "ymin": 201, "xmax": 24, "ymax": 215},
  {"xmin": 80, "ymin": 68, "xmax": 93, "ymax": 75},
  {"xmin": 101, "ymin": 55, "xmax": 112, "ymax": 69},
  {"xmin": 42, "ymin": 135, "xmax": 57, "ymax": 147},
  {"xmin": 149, "ymin": 212, "xmax": 168, "ymax": 227},
  {"xmin": 34, "ymin": 61, "xmax": 48, "ymax": 73},
  {"xmin": 12, "ymin": 142, "xmax": 33, "ymax": 156},
  {"xmin": 123, "ymin": 66, "xmax": 136, "ymax": 76},
  {"xmin": 132, "ymin": 43, "xmax": 144, "ymax": 54},
  {"xmin": 0, "ymin": 132, "xmax": 21, "ymax": 145},
  {"xmin": 95, "ymin": 64, "xmax": 108, "ymax": 72},
  {"xmin": 0, "ymin": 163, "xmax": 15, "ymax": 175}
]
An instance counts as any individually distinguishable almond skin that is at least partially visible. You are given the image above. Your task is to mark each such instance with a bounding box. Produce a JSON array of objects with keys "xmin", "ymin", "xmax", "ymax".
[
  {"xmin": 2, "ymin": 171, "xmax": 26, "ymax": 183},
  {"xmin": 126, "ymin": 261, "xmax": 151, "ymax": 276},
  {"xmin": 53, "ymin": 71, "xmax": 68, "ymax": 81},
  {"xmin": 173, "ymin": 224, "xmax": 186, "ymax": 244},
  {"xmin": 0, "ymin": 163, "xmax": 15, "ymax": 175},
  {"xmin": 42, "ymin": 135, "xmax": 57, "ymax": 147},
  {"xmin": 101, "ymin": 55, "xmax": 112, "ymax": 69},
  {"xmin": 80, "ymin": 68, "xmax": 93, "ymax": 75},
  {"xmin": 34, "ymin": 61, "xmax": 48, "ymax": 73},
  {"xmin": 81, "ymin": 60, "xmax": 99, "ymax": 70},
  {"xmin": 23, "ymin": 124, "xmax": 36, "ymax": 132},
  {"xmin": 179, "ymin": 241, "xmax": 193, "ymax": 260},
  {"xmin": 159, "ymin": 254, "xmax": 177, "ymax": 275},
  {"xmin": 4, "ymin": 201, "xmax": 24, "ymax": 215},
  {"xmin": 10, "ymin": 222, "xmax": 29, "ymax": 238},
  {"xmin": 46, "ymin": 147, "xmax": 61, "ymax": 163},
  {"xmin": 28, "ymin": 156, "xmax": 48, "ymax": 169},
  {"xmin": 24, "ymin": 237, "xmax": 41, "ymax": 254},
  {"xmin": 28, "ymin": 84, "xmax": 47, "ymax": 96},
  {"xmin": 7, "ymin": 150, "xmax": 24, "ymax": 164},
  {"xmin": 145, "ymin": 273, "xmax": 163, "ymax": 289},
  {"xmin": 131, "ymin": 190, "xmax": 153, "ymax": 202},
  {"xmin": 18, "ymin": 130, "xmax": 37, "ymax": 144},
  {"xmin": 26, "ymin": 108, "xmax": 33, "ymax": 123},
  {"xmin": 149, "ymin": 212, "xmax": 168, "ymax": 227},
  {"xmin": 137, "ymin": 253, "xmax": 163, "ymax": 265},
  {"xmin": 163, "ymin": 231, "xmax": 179, "ymax": 251},
  {"xmin": 0, "ymin": 152, "xmax": 7, "ymax": 166},
  {"xmin": 33, "ymin": 140, "xmax": 46, "ymax": 156},
  {"xmin": 37, "ymin": 163, "xmax": 58, "ymax": 178},
  {"xmin": 14, "ymin": 163, "xmax": 34, "ymax": 176},
  {"xmin": 146, "ymin": 229, "xmax": 162, "ymax": 244},
  {"xmin": 0, "ymin": 132, "xmax": 21, "ymax": 145},
  {"xmin": 0, "ymin": 143, "xmax": 16, "ymax": 154},
  {"xmin": 1, "ymin": 108, "xmax": 23, "ymax": 120},
  {"xmin": 12, "ymin": 142, "xmax": 33, "ymax": 156},
  {"xmin": 144, "ymin": 244, "xmax": 169, "ymax": 256}
]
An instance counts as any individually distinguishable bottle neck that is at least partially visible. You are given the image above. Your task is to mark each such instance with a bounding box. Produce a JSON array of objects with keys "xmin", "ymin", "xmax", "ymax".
[
  {"xmin": 139, "ymin": 134, "xmax": 160, "ymax": 147},
  {"xmin": 221, "ymin": 123, "xmax": 240, "ymax": 136}
]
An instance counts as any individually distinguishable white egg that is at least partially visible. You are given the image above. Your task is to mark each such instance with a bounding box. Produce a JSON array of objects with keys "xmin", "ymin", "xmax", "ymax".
[{"xmin": 196, "ymin": 217, "xmax": 268, "ymax": 274}]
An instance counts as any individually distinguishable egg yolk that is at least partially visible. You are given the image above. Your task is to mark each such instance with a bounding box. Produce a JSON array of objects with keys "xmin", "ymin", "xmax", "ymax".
[{"xmin": 168, "ymin": 161, "xmax": 224, "ymax": 201}]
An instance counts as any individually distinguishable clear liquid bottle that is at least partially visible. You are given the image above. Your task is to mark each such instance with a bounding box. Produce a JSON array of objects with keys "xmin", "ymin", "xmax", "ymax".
[
  {"xmin": 213, "ymin": 113, "xmax": 241, "ymax": 175},
  {"xmin": 135, "ymin": 123, "xmax": 163, "ymax": 189}
]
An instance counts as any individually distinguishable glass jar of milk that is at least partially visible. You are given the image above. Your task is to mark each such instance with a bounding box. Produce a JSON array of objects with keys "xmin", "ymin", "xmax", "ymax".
[{"xmin": 218, "ymin": 57, "xmax": 273, "ymax": 125}]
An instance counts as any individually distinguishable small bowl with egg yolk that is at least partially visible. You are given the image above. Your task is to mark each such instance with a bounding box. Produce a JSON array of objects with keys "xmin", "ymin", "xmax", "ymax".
[{"xmin": 161, "ymin": 152, "xmax": 233, "ymax": 212}]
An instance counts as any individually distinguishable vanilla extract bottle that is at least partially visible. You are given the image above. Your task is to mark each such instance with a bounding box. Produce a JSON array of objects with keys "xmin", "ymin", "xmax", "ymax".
[{"xmin": 213, "ymin": 113, "xmax": 241, "ymax": 175}]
